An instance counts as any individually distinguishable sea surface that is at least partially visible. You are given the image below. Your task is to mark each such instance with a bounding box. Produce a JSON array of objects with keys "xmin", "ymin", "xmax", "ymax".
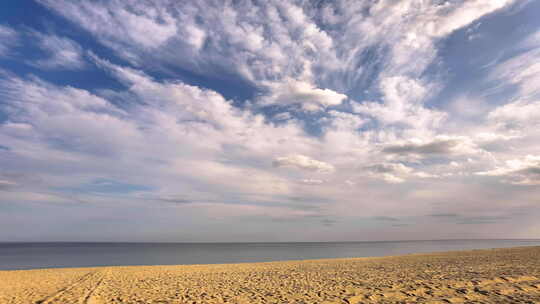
[{"xmin": 1, "ymin": 239, "xmax": 540, "ymax": 270}]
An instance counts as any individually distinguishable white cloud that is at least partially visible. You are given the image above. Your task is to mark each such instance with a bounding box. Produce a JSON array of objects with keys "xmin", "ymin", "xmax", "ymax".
[
  {"xmin": 363, "ymin": 162, "xmax": 439, "ymax": 183},
  {"xmin": 32, "ymin": 32, "xmax": 86, "ymax": 70},
  {"xmin": 36, "ymin": 0, "xmax": 517, "ymax": 96},
  {"xmin": 38, "ymin": 0, "xmax": 336, "ymax": 85},
  {"xmin": 364, "ymin": 163, "xmax": 411, "ymax": 184},
  {"xmin": 273, "ymin": 154, "xmax": 335, "ymax": 173},
  {"xmin": 38, "ymin": 0, "xmax": 177, "ymax": 50},
  {"xmin": 380, "ymin": 174, "xmax": 405, "ymax": 184},
  {"xmin": 353, "ymin": 76, "xmax": 446, "ymax": 132},
  {"xmin": 477, "ymin": 155, "xmax": 540, "ymax": 185},
  {"xmin": 491, "ymin": 48, "xmax": 540, "ymax": 99},
  {"xmin": 0, "ymin": 24, "xmax": 18, "ymax": 56},
  {"xmin": 470, "ymin": 29, "xmax": 540, "ymax": 164},
  {"xmin": 273, "ymin": 112, "xmax": 292, "ymax": 121},
  {"xmin": 36, "ymin": 0, "xmax": 516, "ymax": 126},
  {"xmin": 523, "ymin": 30, "xmax": 540, "ymax": 48},
  {"xmin": 383, "ymin": 0, "xmax": 515, "ymax": 74},
  {"xmin": 183, "ymin": 24, "xmax": 206, "ymax": 51},
  {"xmin": 4, "ymin": 1, "xmax": 540, "ymax": 240},
  {"xmin": 316, "ymin": 0, "xmax": 516, "ymax": 92},
  {"xmin": 300, "ymin": 179, "xmax": 324, "ymax": 185},
  {"xmin": 0, "ymin": 62, "xmax": 322, "ymax": 210},
  {"xmin": 364, "ymin": 163, "xmax": 413, "ymax": 175},
  {"xmin": 488, "ymin": 99, "xmax": 540, "ymax": 131},
  {"xmin": 262, "ymin": 79, "xmax": 347, "ymax": 111}
]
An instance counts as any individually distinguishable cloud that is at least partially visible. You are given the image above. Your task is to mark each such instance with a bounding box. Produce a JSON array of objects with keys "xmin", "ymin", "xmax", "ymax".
[
  {"xmin": 488, "ymin": 99, "xmax": 540, "ymax": 131},
  {"xmin": 4, "ymin": 0, "xmax": 540, "ymax": 241},
  {"xmin": 383, "ymin": 139, "xmax": 459, "ymax": 155},
  {"xmin": 490, "ymin": 48, "xmax": 540, "ymax": 99},
  {"xmin": 31, "ymin": 32, "xmax": 86, "ymax": 70},
  {"xmin": 364, "ymin": 162, "xmax": 438, "ymax": 183},
  {"xmin": 0, "ymin": 24, "xmax": 18, "ymax": 56},
  {"xmin": 262, "ymin": 79, "xmax": 347, "ymax": 111},
  {"xmin": 300, "ymin": 179, "xmax": 325, "ymax": 185},
  {"xmin": 273, "ymin": 154, "xmax": 335, "ymax": 173},
  {"xmin": 382, "ymin": 136, "xmax": 478, "ymax": 158},
  {"xmin": 0, "ymin": 60, "xmax": 335, "ymax": 221},
  {"xmin": 273, "ymin": 112, "xmax": 292, "ymax": 121},
  {"xmin": 0, "ymin": 75, "xmax": 134, "ymax": 158},
  {"xmin": 352, "ymin": 76, "xmax": 446, "ymax": 133},
  {"xmin": 37, "ymin": 0, "xmax": 335, "ymax": 86},
  {"xmin": 0, "ymin": 26, "xmax": 86, "ymax": 70},
  {"xmin": 364, "ymin": 163, "xmax": 413, "ymax": 174},
  {"xmin": 379, "ymin": 174, "xmax": 405, "ymax": 184},
  {"xmin": 35, "ymin": 0, "xmax": 518, "ymax": 120},
  {"xmin": 480, "ymin": 29, "xmax": 540, "ymax": 130},
  {"xmin": 477, "ymin": 155, "xmax": 540, "ymax": 185},
  {"xmin": 363, "ymin": 163, "xmax": 408, "ymax": 183},
  {"xmin": 317, "ymin": 0, "xmax": 516, "ymax": 96},
  {"xmin": 523, "ymin": 29, "xmax": 540, "ymax": 48},
  {"xmin": 37, "ymin": 0, "xmax": 177, "ymax": 50}
]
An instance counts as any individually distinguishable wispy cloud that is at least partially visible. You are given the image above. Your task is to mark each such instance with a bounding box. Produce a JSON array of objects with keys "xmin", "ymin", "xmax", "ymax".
[
  {"xmin": 0, "ymin": 24, "xmax": 18, "ymax": 56},
  {"xmin": 31, "ymin": 32, "xmax": 87, "ymax": 70}
]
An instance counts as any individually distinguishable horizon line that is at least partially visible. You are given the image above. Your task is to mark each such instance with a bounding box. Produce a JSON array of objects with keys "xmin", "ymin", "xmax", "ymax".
[{"xmin": 2, "ymin": 238, "xmax": 540, "ymax": 244}]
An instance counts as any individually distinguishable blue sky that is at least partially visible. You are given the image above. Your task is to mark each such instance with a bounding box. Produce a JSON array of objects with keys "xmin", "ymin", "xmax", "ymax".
[{"xmin": 1, "ymin": 0, "xmax": 540, "ymax": 242}]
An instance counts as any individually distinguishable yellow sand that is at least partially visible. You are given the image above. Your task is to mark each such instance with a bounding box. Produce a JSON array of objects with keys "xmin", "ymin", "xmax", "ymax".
[{"xmin": 1, "ymin": 246, "xmax": 540, "ymax": 303}]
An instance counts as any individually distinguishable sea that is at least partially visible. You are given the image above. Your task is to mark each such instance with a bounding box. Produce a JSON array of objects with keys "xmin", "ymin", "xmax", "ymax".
[{"xmin": 1, "ymin": 239, "xmax": 540, "ymax": 270}]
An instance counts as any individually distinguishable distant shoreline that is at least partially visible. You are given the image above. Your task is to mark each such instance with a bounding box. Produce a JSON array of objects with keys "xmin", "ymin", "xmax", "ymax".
[
  {"xmin": 3, "ymin": 239, "xmax": 540, "ymax": 271},
  {"xmin": 1, "ymin": 245, "xmax": 539, "ymax": 272},
  {"xmin": 2, "ymin": 238, "xmax": 540, "ymax": 244}
]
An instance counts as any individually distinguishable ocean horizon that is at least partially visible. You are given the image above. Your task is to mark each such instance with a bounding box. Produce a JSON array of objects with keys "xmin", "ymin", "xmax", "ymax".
[{"xmin": 2, "ymin": 239, "xmax": 540, "ymax": 271}]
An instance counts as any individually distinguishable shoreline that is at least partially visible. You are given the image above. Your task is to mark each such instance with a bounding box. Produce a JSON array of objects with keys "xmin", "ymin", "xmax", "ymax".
[
  {"xmin": 3, "ymin": 238, "xmax": 540, "ymax": 243},
  {"xmin": 3, "ymin": 240, "xmax": 540, "ymax": 272},
  {"xmin": 0, "ymin": 244, "xmax": 537, "ymax": 272},
  {"xmin": 1, "ymin": 246, "xmax": 540, "ymax": 303}
]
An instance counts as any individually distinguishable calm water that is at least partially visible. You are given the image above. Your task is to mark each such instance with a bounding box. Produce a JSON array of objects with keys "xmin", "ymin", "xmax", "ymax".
[{"xmin": 1, "ymin": 239, "xmax": 540, "ymax": 270}]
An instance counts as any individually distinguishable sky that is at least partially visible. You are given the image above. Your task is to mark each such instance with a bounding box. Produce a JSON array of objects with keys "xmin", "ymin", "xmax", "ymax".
[{"xmin": 0, "ymin": 0, "xmax": 539, "ymax": 242}]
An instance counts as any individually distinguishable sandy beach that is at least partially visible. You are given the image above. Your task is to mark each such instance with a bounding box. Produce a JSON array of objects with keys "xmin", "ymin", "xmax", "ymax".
[{"xmin": 1, "ymin": 246, "xmax": 539, "ymax": 304}]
